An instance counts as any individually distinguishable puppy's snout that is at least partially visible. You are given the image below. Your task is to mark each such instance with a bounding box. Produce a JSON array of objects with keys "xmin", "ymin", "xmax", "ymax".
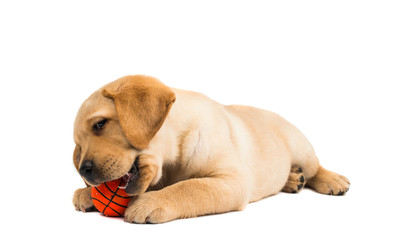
[{"xmin": 79, "ymin": 160, "xmax": 94, "ymax": 179}]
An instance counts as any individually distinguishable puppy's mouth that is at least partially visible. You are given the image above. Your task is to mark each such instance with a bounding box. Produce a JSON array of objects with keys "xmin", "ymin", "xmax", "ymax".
[{"xmin": 118, "ymin": 160, "xmax": 140, "ymax": 194}]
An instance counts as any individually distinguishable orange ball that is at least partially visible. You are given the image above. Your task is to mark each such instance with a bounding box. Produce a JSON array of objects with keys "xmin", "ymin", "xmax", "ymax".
[{"xmin": 91, "ymin": 178, "xmax": 132, "ymax": 217}]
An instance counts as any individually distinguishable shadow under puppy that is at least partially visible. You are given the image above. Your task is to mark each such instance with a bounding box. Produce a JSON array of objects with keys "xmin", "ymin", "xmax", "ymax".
[{"xmin": 73, "ymin": 75, "xmax": 350, "ymax": 223}]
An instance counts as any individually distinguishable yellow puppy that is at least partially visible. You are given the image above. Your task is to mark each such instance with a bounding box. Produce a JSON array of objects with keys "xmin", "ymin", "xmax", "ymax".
[{"xmin": 73, "ymin": 75, "xmax": 350, "ymax": 223}]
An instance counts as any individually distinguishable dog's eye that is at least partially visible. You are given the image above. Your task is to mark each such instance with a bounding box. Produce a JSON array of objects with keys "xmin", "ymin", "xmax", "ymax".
[{"xmin": 93, "ymin": 119, "xmax": 107, "ymax": 132}]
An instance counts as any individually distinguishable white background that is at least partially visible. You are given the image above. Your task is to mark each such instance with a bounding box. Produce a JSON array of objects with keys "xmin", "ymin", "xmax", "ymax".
[{"xmin": 1, "ymin": 0, "xmax": 397, "ymax": 239}]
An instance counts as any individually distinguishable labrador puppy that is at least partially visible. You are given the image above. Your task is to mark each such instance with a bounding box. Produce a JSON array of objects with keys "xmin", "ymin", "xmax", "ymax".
[{"xmin": 73, "ymin": 75, "xmax": 350, "ymax": 223}]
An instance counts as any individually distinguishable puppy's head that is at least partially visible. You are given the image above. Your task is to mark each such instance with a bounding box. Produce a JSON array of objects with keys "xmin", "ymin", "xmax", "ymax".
[{"xmin": 73, "ymin": 75, "xmax": 175, "ymax": 193}]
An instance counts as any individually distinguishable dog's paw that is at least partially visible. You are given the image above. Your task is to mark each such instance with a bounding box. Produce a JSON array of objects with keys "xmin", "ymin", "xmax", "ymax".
[
  {"xmin": 73, "ymin": 187, "xmax": 96, "ymax": 212},
  {"xmin": 306, "ymin": 167, "xmax": 350, "ymax": 196},
  {"xmin": 124, "ymin": 154, "xmax": 159, "ymax": 196},
  {"xmin": 282, "ymin": 166, "xmax": 306, "ymax": 193},
  {"xmin": 124, "ymin": 192, "xmax": 176, "ymax": 224},
  {"xmin": 308, "ymin": 170, "xmax": 350, "ymax": 196}
]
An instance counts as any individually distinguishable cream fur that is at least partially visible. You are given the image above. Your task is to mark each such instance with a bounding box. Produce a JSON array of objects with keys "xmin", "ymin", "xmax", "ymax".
[{"xmin": 73, "ymin": 75, "xmax": 350, "ymax": 223}]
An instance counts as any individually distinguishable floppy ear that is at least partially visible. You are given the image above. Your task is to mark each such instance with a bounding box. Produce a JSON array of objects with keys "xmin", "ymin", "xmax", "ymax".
[
  {"xmin": 73, "ymin": 145, "xmax": 81, "ymax": 171},
  {"xmin": 102, "ymin": 75, "xmax": 176, "ymax": 150}
]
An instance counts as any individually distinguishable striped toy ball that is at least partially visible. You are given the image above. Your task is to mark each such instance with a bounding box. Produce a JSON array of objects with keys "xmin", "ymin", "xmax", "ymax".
[{"xmin": 91, "ymin": 178, "xmax": 132, "ymax": 217}]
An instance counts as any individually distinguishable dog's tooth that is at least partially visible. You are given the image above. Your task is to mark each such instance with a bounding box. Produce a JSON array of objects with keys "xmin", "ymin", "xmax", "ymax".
[{"xmin": 119, "ymin": 180, "xmax": 128, "ymax": 189}]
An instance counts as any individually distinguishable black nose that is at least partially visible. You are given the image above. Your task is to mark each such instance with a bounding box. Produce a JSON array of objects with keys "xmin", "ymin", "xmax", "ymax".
[{"xmin": 79, "ymin": 160, "xmax": 94, "ymax": 178}]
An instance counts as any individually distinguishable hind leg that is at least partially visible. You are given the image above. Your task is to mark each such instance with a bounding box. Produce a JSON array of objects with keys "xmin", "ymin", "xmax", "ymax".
[
  {"xmin": 306, "ymin": 166, "xmax": 350, "ymax": 195},
  {"xmin": 282, "ymin": 166, "xmax": 306, "ymax": 193}
]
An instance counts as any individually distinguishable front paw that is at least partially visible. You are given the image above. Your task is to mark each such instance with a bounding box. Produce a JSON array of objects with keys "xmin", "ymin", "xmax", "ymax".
[
  {"xmin": 73, "ymin": 187, "xmax": 96, "ymax": 212},
  {"xmin": 124, "ymin": 192, "xmax": 176, "ymax": 224},
  {"xmin": 125, "ymin": 154, "xmax": 158, "ymax": 196}
]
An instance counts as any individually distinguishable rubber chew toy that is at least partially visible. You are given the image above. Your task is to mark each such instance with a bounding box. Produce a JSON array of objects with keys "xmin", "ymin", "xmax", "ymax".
[{"xmin": 91, "ymin": 178, "xmax": 132, "ymax": 217}]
